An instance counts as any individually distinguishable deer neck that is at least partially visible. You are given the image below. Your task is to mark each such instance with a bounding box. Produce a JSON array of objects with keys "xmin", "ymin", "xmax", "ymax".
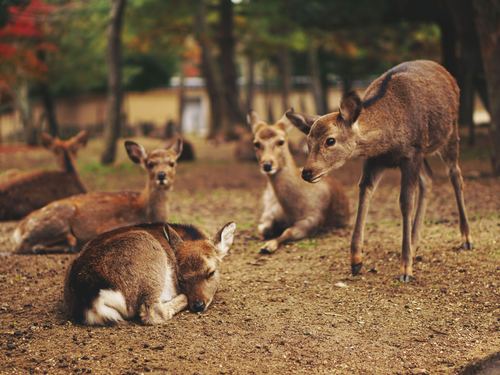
[
  {"xmin": 266, "ymin": 148, "xmax": 304, "ymax": 208},
  {"xmin": 61, "ymin": 149, "xmax": 86, "ymax": 192},
  {"xmin": 351, "ymin": 119, "xmax": 386, "ymax": 159},
  {"xmin": 140, "ymin": 182, "xmax": 169, "ymax": 222}
]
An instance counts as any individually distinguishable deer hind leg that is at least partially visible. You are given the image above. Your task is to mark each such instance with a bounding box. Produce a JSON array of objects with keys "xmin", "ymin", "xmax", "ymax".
[
  {"xmin": 439, "ymin": 134, "xmax": 473, "ymax": 250},
  {"xmin": 411, "ymin": 159, "xmax": 433, "ymax": 250},
  {"xmin": 139, "ymin": 294, "xmax": 187, "ymax": 325},
  {"xmin": 350, "ymin": 159, "xmax": 385, "ymax": 275},
  {"xmin": 14, "ymin": 203, "xmax": 76, "ymax": 254},
  {"xmin": 399, "ymin": 157, "xmax": 421, "ymax": 282}
]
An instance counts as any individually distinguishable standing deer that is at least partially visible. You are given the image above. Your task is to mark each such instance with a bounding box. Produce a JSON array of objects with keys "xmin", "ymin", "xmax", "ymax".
[
  {"xmin": 64, "ymin": 221, "xmax": 236, "ymax": 325},
  {"xmin": 248, "ymin": 110, "xmax": 350, "ymax": 254},
  {"xmin": 0, "ymin": 131, "xmax": 88, "ymax": 220},
  {"xmin": 13, "ymin": 138, "xmax": 183, "ymax": 254},
  {"xmin": 287, "ymin": 60, "xmax": 472, "ymax": 282}
]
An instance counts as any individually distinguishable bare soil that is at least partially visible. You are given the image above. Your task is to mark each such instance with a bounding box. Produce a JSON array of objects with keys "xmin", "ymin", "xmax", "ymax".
[{"xmin": 0, "ymin": 136, "xmax": 499, "ymax": 374}]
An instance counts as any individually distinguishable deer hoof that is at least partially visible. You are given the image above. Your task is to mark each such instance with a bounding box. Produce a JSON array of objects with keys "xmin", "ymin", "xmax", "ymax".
[
  {"xmin": 461, "ymin": 241, "xmax": 473, "ymax": 250},
  {"xmin": 351, "ymin": 262, "xmax": 363, "ymax": 276},
  {"xmin": 399, "ymin": 274, "xmax": 414, "ymax": 283},
  {"xmin": 259, "ymin": 247, "xmax": 273, "ymax": 255}
]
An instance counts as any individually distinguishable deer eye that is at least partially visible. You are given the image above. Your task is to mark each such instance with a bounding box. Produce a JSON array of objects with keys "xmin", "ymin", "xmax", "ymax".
[
  {"xmin": 146, "ymin": 161, "xmax": 155, "ymax": 169},
  {"xmin": 253, "ymin": 141, "xmax": 261, "ymax": 149},
  {"xmin": 207, "ymin": 270, "xmax": 216, "ymax": 279},
  {"xmin": 276, "ymin": 139, "xmax": 285, "ymax": 146},
  {"xmin": 168, "ymin": 161, "xmax": 175, "ymax": 167},
  {"xmin": 325, "ymin": 137, "xmax": 336, "ymax": 147}
]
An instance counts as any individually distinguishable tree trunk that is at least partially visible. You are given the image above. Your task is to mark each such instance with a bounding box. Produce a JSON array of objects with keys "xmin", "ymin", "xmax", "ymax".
[
  {"xmin": 474, "ymin": 0, "xmax": 500, "ymax": 175},
  {"xmin": 446, "ymin": 0, "xmax": 483, "ymax": 146},
  {"xmin": 307, "ymin": 42, "xmax": 325, "ymax": 114},
  {"xmin": 39, "ymin": 81, "xmax": 59, "ymax": 136},
  {"xmin": 263, "ymin": 62, "xmax": 274, "ymax": 123},
  {"xmin": 246, "ymin": 52, "xmax": 255, "ymax": 111},
  {"xmin": 15, "ymin": 81, "xmax": 37, "ymax": 145},
  {"xmin": 177, "ymin": 66, "xmax": 186, "ymax": 135},
  {"xmin": 101, "ymin": 0, "xmax": 126, "ymax": 165},
  {"xmin": 195, "ymin": 0, "xmax": 229, "ymax": 138},
  {"xmin": 279, "ymin": 48, "xmax": 292, "ymax": 112},
  {"xmin": 218, "ymin": 0, "xmax": 245, "ymax": 125}
]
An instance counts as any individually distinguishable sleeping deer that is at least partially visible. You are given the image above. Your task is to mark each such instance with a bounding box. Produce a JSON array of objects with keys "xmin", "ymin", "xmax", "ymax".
[
  {"xmin": 0, "ymin": 131, "xmax": 88, "ymax": 221},
  {"xmin": 287, "ymin": 60, "xmax": 472, "ymax": 282},
  {"xmin": 13, "ymin": 138, "xmax": 183, "ymax": 254},
  {"xmin": 64, "ymin": 221, "xmax": 236, "ymax": 325},
  {"xmin": 248, "ymin": 110, "xmax": 350, "ymax": 254}
]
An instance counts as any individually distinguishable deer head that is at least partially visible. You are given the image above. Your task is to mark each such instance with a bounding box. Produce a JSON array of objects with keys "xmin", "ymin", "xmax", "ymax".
[{"xmin": 286, "ymin": 91, "xmax": 362, "ymax": 182}]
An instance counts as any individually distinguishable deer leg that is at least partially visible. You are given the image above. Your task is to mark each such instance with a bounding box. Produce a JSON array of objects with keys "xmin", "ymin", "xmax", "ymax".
[
  {"xmin": 260, "ymin": 217, "xmax": 319, "ymax": 254},
  {"xmin": 139, "ymin": 294, "xmax": 188, "ymax": 325},
  {"xmin": 350, "ymin": 160, "xmax": 385, "ymax": 275},
  {"xmin": 399, "ymin": 158, "xmax": 421, "ymax": 282},
  {"xmin": 439, "ymin": 134, "xmax": 473, "ymax": 249},
  {"xmin": 411, "ymin": 159, "xmax": 433, "ymax": 250},
  {"xmin": 258, "ymin": 186, "xmax": 287, "ymax": 240}
]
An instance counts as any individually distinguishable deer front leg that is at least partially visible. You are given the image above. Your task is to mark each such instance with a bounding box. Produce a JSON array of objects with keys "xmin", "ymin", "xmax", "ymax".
[
  {"xmin": 258, "ymin": 186, "xmax": 286, "ymax": 239},
  {"xmin": 260, "ymin": 217, "xmax": 318, "ymax": 254},
  {"xmin": 350, "ymin": 160, "xmax": 385, "ymax": 275},
  {"xmin": 140, "ymin": 294, "xmax": 188, "ymax": 325},
  {"xmin": 399, "ymin": 158, "xmax": 421, "ymax": 282}
]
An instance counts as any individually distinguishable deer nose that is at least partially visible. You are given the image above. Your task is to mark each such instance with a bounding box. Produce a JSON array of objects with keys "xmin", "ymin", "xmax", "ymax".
[
  {"xmin": 263, "ymin": 162, "xmax": 273, "ymax": 172},
  {"xmin": 192, "ymin": 300, "xmax": 205, "ymax": 313},
  {"xmin": 157, "ymin": 171, "xmax": 166, "ymax": 181},
  {"xmin": 302, "ymin": 169, "xmax": 313, "ymax": 182}
]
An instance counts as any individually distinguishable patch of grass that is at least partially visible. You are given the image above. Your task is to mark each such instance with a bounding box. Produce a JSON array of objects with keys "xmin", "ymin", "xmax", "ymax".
[{"xmin": 296, "ymin": 239, "xmax": 318, "ymax": 250}]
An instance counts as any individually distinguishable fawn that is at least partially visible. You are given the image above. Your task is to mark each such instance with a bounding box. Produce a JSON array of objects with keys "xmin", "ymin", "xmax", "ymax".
[
  {"xmin": 248, "ymin": 110, "xmax": 350, "ymax": 254},
  {"xmin": 0, "ymin": 131, "xmax": 88, "ymax": 221},
  {"xmin": 287, "ymin": 60, "xmax": 472, "ymax": 282},
  {"xmin": 64, "ymin": 221, "xmax": 236, "ymax": 325},
  {"xmin": 13, "ymin": 138, "xmax": 183, "ymax": 254}
]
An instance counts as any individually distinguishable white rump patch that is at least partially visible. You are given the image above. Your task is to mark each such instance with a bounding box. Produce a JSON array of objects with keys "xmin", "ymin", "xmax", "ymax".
[
  {"xmin": 84, "ymin": 289, "xmax": 128, "ymax": 326},
  {"xmin": 11, "ymin": 227, "xmax": 22, "ymax": 246}
]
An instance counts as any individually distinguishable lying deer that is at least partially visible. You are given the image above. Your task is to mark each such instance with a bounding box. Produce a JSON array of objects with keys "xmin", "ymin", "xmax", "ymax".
[
  {"xmin": 287, "ymin": 60, "xmax": 472, "ymax": 282},
  {"xmin": 0, "ymin": 131, "xmax": 88, "ymax": 221},
  {"xmin": 248, "ymin": 110, "xmax": 350, "ymax": 254},
  {"xmin": 13, "ymin": 138, "xmax": 183, "ymax": 254},
  {"xmin": 64, "ymin": 221, "xmax": 236, "ymax": 325}
]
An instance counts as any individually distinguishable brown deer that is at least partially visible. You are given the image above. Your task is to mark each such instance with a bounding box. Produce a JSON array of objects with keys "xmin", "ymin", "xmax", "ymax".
[
  {"xmin": 64, "ymin": 221, "xmax": 236, "ymax": 325},
  {"xmin": 248, "ymin": 110, "xmax": 350, "ymax": 254},
  {"xmin": 0, "ymin": 131, "xmax": 88, "ymax": 221},
  {"xmin": 13, "ymin": 138, "xmax": 183, "ymax": 254},
  {"xmin": 287, "ymin": 60, "xmax": 472, "ymax": 282}
]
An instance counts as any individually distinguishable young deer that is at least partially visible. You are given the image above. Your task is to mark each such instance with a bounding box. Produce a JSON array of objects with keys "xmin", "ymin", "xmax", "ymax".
[
  {"xmin": 0, "ymin": 131, "xmax": 88, "ymax": 221},
  {"xmin": 287, "ymin": 60, "xmax": 472, "ymax": 282},
  {"xmin": 13, "ymin": 138, "xmax": 183, "ymax": 254},
  {"xmin": 64, "ymin": 221, "xmax": 236, "ymax": 325},
  {"xmin": 248, "ymin": 110, "xmax": 350, "ymax": 254}
]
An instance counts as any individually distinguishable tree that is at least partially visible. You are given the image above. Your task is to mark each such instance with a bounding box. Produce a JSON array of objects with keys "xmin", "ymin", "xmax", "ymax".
[
  {"xmin": 101, "ymin": 0, "xmax": 126, "ymax": 165},
  {"xmin": 474, "ymin": 0, "xmax": 500, "ymax": 175}
]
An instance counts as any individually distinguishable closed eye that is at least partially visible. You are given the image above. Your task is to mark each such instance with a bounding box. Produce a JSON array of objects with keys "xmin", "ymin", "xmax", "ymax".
[{"xmin": 207, "ymin": 270, "xmax": 216, "ymax": 279}]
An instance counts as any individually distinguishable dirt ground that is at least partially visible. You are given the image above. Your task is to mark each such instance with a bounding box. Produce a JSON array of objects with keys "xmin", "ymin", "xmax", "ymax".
[{"xmin": 0, "ymin": 135, "xmax": 499, "ymax": 374}]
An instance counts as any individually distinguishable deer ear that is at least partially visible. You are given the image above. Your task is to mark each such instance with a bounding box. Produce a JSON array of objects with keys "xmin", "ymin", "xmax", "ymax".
[
  {"xmin": 285, "ymin": 108, "xmax": 319, "ymax": 135},
  {"xmin": 40, "ymin": 132, "xmax": 54, "ymax": 149},
  {"xmin": 164, "ymin": 225, "xmax": 184, "ymax": 249},
  {"xmin": 214, "ymin": 222, "xmax": 236, "ymax": 258},
  {"xmin": 69, "ymin": 130, "xmax": 89, "ymax": 152},
  {"xmin": 339, "ymin": 91, "xmax": 362, "ymax": 126},
  {"xmin": 125, "ymin": 141, "xmax": 147, "ymax": 164},
  {"xmin": 247, "ymin": 110, "xmax": 265, "ymax": 134},
  {"xmin": 168, "ymin": 137, "xmax": 183, "ymax": 160}
]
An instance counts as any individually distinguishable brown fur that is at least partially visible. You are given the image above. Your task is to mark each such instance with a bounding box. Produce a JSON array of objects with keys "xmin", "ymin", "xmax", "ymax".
[
  {"xmin": 64, "ymin": 222, "xmax": 236, "ymax": 325},
  {"xmin": 248, "ymin": 110, "xmax": 350, "ymax": 254},
  {"xmin": 0, "ymin": 131, "xmax": 88, "ymax": 220},
  {"xmin": 287, "ymin": 60, "xmax": 472, "ymax": 281},
  {"xmin": 13, "ymin": 139, "xmax": 183, "ymax": 254}
]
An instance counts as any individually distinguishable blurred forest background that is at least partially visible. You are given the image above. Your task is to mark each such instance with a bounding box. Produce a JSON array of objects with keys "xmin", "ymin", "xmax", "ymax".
[{"xmin": 0, "ymin": 0, "xmax": 499, "ymax": 173}]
